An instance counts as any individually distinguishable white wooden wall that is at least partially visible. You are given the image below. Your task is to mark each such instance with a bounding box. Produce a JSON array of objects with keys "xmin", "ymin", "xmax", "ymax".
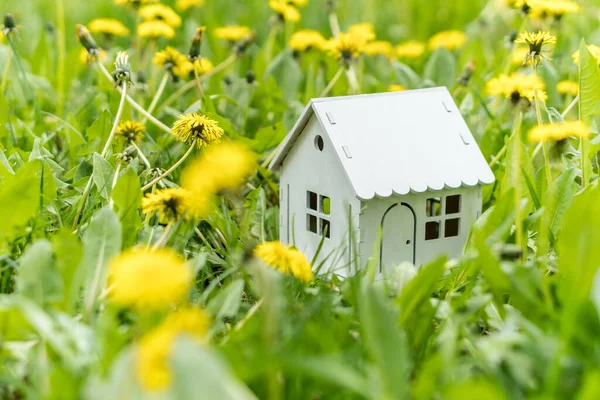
[{"xmin": 279, "ymin": 116, "xmax": 360, "ymax": 277}]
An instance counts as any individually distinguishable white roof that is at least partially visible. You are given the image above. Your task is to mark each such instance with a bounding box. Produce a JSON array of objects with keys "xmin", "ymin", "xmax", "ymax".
[{"xmin": 270, "ymin": 87, "xmax": 495, "ymax": 200}]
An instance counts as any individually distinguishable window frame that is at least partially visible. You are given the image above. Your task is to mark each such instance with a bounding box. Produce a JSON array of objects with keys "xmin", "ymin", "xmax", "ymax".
[
  {"xmin": 306, "ymin": 190, "xmax": 331, "ymax": 239},
  {"xmin": 424, "ymin": 194, "xmax": 462, "ymax": 241}
]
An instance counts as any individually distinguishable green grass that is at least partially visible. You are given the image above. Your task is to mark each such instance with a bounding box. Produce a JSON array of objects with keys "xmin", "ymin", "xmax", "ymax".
[{"xmin": 1, "ymin": 0, "xmax": 600, "ymax": 398}]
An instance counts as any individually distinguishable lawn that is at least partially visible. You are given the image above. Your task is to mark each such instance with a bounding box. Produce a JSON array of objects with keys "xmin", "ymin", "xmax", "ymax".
[{"xmin": 1, "ymin": 0, "xmax": 600, "ymax": 398}]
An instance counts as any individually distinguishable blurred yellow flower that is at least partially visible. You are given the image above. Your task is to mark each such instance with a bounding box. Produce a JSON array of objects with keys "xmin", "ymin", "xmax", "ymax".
[
  {"xmin": 395, "ymin": 41, "xmax": 425, "ymax": 59},
  {"xmin": 171, "ymin": 113, "xmax": 224, "ymax": 148},
  {"xmin": 114, "ymin": 0, "xmax": 157, "ymax": 7},
  {"xmin": 153, "ymin": 46, "xmax": 188, "ymax": 74},
  {"xmin": 486, "ymin": 73, "xmax": 547, "ymax": 103},
  {"xmin": 326, "ymin": 31, "xmax": 366, "ymax": 60},
  {"xmin": 556, "ymin": 80, "xmax": 578, "ymax": 96},
  {"xmin": 364, "ymin": 40, "xmax": 393, "ymax": 57},
  {"xmin": 514, "ymin": 31, "xmax": 556, "ymax": 68},
  {"xmin": 108, "ymin": 248, "xmax": 192, "ymax": 309},
  {"xmin": 137, "ymin": 307, "xmax": 211, "ymax": 391},
  {"xmin": 214, "ymin": 25, "xmax": 252, "ymax": 42},
  {"xmin": 139, "ymin": 4, "xmax": 182, "ymax": 28},
  {"xmin": 87, "ymin": 18, "xmax": 129, "ymax": 37},
  {"xmin": 572, "ymin": 44, "xmax": 600, "ymax": 66},
  {"xmin": 348, "ymin": 23, "xmax": 376, "ymax": 43},
  {"xmin": 137, "ymin": 21, "xmax": 175, "ymax": 39},
  {"xmin": 142, "ymin": 188, "xmax": 211, "ymax": 222},
  {"xmin": 506, "ymin": 0, "xmax": 527, "ymax": 8},
  {"xmin": 511, "ymin": 46, "xmax": 530, "ymax": 66},
  {"xmin": 175, "ymin": 0, "xmax": 204, "ymax": 11},
  {"xmin": 182, "ymin": 142, "xmax": 255, "ymax": 194},
  {"xmin": 288, "ymin": 0, "xmax": 308, "ymax": 6},
  {"xmin": 289, "ymin": 29, "xmax": 327, "ymax": 52},
  {"xmin": 115, "ymin": 120, "xmax": 145, "ymax": 144},
  {"xmin": 269, "ymin": 0, "xmax": 301, "ymax": 22},
  {"xmin": 254, "ymin": 241, "xmax": 314, "ymax": 282},
  {"xmin": 428, "ymin": 30, "xmax": 467, "ymax": 50},
  {"xmin": 192, "ymin": 58, "xmax": 214, "ymax": 75},
  {"xmin": 528, "ymin": 121, "xmax": 590, "ymax": 142},
  {"xmin": 79, "ymin": 48, "xmax": 107, "ymax": 65},
  {"xmin": 388, "ymin": 84, "xmax": 406, "ymax": 92},
  {"xmin": 527, "ymin": 0, "xmax": 580, "ymax": 19}
]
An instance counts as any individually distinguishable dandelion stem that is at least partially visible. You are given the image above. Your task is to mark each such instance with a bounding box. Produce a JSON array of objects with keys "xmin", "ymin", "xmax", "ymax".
[
  {"xmin": 141, "ymin": 140, "xmax": 197, "ymax": 191},
  {"xmin": 151, "ymin": 221, "xmax": 174, "ymax": 250},
  {"xmin": 97, "ymin": 62, "xmax": 172, "ymax": 135},
  {"xmin": 131, "ymin": 141, "xmax": 152, "ymax": 169},
  {"xmin": 72, "ymin": 83, "xmax": 128, "ymax": 230},
  {"xmin": 141, "ymin": 72, "xmax": 169, "ymax": 125},
  {"xmin": 1, "ymin": 44, "xmax": 12, "ymax": 95},
  {"xmin": 489, "ymin": 145, "xmax": 507, "ymax": 167},
  {"xmin": 328, "ymin": 10, "xmax": 341, "ymax": 38},
  {"xmin": 108, "ymin": 163, "xmax": 122, "ymax": 210},
  {"xmin": 561, "ymin": 94, "xmax": 579, "ymax": 118},
  {"xmin": 512, "ymin": 112, "xmax": 524, "ymax": 258},
  {"xmin": 320, "ymin": 66, "xmax": 345, "ymax": 97},
  {"xmin": 193, "ymin": 66, "xmax": 206, "ymax": 99},
  {"xmin": 346, "ymin": 66, "xmax": 360, "ymax": 95},
  {"xmin": 159, "ymin": 53, "xmax": 237, "ymax": 110},
  {"xmin": 532, "ymin": 79, "xmax": 552, "ymax": 189}
]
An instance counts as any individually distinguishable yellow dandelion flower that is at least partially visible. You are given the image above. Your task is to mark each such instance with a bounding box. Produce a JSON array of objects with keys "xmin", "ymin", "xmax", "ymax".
[
  {"xmin": 153, "ymin": 46, "xmax": 188, "ymax": 75},
  {"xmin": 181, "ymin": 141, "xmax": 255, "ymax": 194},
  {"xmin": 171, "ymin": 113, "xmax": 225, "ymax": 148},
  {"xmin": 137, "ymin": 21, "xmax": 175, "ymax": 39},
  {"xmin": 79, "ymin": 48, "xmax": 107, "ymax": 65},
  {"xmin": 142, "ymin": 188, "xmax": 212, "ymax": 223},
  {"xmin": 514, "ymin": 31, "xmax": 556, "ymax": 68},
  {"xmin": 364, "ymin": 40, "xmax": 393, "ymax": 57},
  {"xmin": 139, "ymin": 4, "xmax": 182, "ymax": 28},
  {"xmin": 254, "ymin": 241, "xmax": 314, "ymax": 282},
  {"xmin": 348, "ymin": 23, "xmax": 376, "ymax": 43},
  {"xmin": 175, "ymin": 0, "xmax": 205, "ymax": 11},
  {"xmin": 571, "ymin": 44, "xmax": 600, "ymax": 66},
  {"xmin": 114, "ymin": 0, "xmax": 157, "ymax": 7},
  {"xmin": 428, "ymin": 30, "xmax": 467, "ymax": 51},
  {"xmin": 115, "ymin": 120, "xmax": 145, "ymax": 144},
  {"xmin": 326, "ymin": 32, "xmax": 366, "ymax": 60},
  {"xmin": 269, "ymin": 0, "xmax": 301, "ymax": 22},
  {"xmin": 174, "ymin": 58, "xmax": 214, "ymax": 79},
  {"xmin": 506, "ymin": 0, "xmax": 527, "ymax": 8},
  {"xmin": 214, "ymin": 26, "xmax": 252, "ymax": 42},
  {"xmin": 395, "ymin": 41, "xmax": 425, "ymax": 59},
  {"xmin": 87, "ymin": 18, "xmax": 130, "ymax": 37},
  {"xmin": 527, "ymin": 0, "xmax": 580, "ymax": 19},
  {"xmin": 107, "ymin": 248, "xmax": 192, "ymax": 309},
  {"xmin": 556, "ymin": 80, "xmax": 578, "ymax": 96},
  {"xmin": 511, "ymin": 46, "xmax": 530, "ymax": 66},
  {"xmin": 486, "ymin": 73, "xmax": 547, "ymax": 103},
  {"xmin": 289, "ymin": 0, "xmax": 308, "ymax": 6},
  {"xmin": 388, "ymin": 84, "xmax": 406, "ymax": 92},
  {"xmin": 528, "ymin": 121, "xmax": 590, "ymax": 142},
  {"xmin": 137, "ymin": 307, "xmax": 210, "ymax": 391},
  {"xmin": 289, "ymin": 29, "xmax": 327, "ymax": 52}
]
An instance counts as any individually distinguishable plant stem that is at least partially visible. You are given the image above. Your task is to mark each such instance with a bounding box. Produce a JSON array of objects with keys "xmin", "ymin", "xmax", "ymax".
[
  {"xmin": 346, "ymin": 65, "xmax": 360, "ymax": 95},
  {"xmin": 513, "ymin": 112, "xmax": 524, "ymax": 257},
  {"xmin": 151, "ymin": 222, "xmax": 174, "ymax": 250},
  {"xmin": 328, "ymin": 10, "xmax": 341, "ymax": 38},
  {"xmin": 131, "ymin": 141, "xmax": 152, "ymax": 169},
  {"xmin": 489, "ymin": 145, "xmax": 507, "ymax": 167},
  {"xmin": 320, "ymin": 66, "xmax": 345, "ymax": 97},
  {"xmin": 56, "ymin": 0, "xmax": 66, "ymax": 116},
  {"xmin": 193, "ymin": 66, "xmax": 206, "ymax": 99},
  {"xmin": 108, "ymin": 163, "xmax": 122, "ymax": 210},
  {"xmin": 141, "ymin": 140, "xmax": 196, "ymax": 191},
  {"xmin": 561, "ymin": 94, "xmax": 579, "ymax": 118},
  {"xmin": 532, "ymin": 81, "xmax": 552, "ymax": 188},
  {"xmin": 72, "ymin": 83, "xmax": 129, "ymax": 230},
  {"xmin": 159, "ymin": 53, "xmax": 237, "ymax": 111},
  {"xmin": 141, "ymin": 72, "xmax": 169, "ymax": 125},
  {"xmin": 1, "ymin": 46, "xmax": 12, "ymax": 94},
  {"xmin": 97, "ymin": 62, "xmax": 172, "ymax": 135}
]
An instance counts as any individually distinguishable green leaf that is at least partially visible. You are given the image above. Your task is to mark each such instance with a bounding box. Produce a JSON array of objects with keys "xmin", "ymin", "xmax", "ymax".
[
  {"xmin": 206, "ymin": 279, "xmax": 245, "ymax": 321},
  {"xmin": 423, "ymin": 48, "xmax": 456, "ymax": 88},
  {"xmin": 92, "ymin": 153, "xmax": 115, "ymax": 200},
  {"xmin": 17, "ymin": 240, "xmax": 63, "ymax": 306},
  {"xmin": 359, "ymin": 283, "xmax": 411, "ymax": 400},
  {"xmin": 393, "ymin": 62, "xmax": 422, "ymax": 89},
  {"xmin": 0, "ymin": 160, "xmax": 41, "ymax": 243},
  {"xmin": 170, "ymin": 338, "xmax": 258, "ymax": 400},
  {"xmin": 78, "ymin": 208, "xmax": 122, "ymax": 318},
  {"xmin": 252, "ymin": 122, "xmax": 287, "ymax": 153},
  {"xmin": 86, "ymin": 110, "xmax": 112, "ymax": 142},
  {"xmin": 52, "ymin": 229, "xmax": 83, "ymax": 311},
  {"xmin": 110, "ymin": 167, "xmax": 142, "ymax": 248},
  {"xmin": 578, "ymin": 39, "xmax": 600, "ymax": 121}
]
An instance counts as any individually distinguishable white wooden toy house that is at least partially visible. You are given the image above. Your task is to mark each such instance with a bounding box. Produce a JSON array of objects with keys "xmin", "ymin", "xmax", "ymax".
[{"xmin": 270, "ymin": 87, "xmax": 495, "ymax": 276}]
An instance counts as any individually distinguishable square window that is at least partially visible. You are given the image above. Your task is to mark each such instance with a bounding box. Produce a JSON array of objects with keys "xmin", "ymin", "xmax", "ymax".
[
  {"xmin": 320, "ymin": 219, "xmax": 331, "ymax": 238},
  {"xmin": 425, "ymin": 221, "xmax": 440, "ymax": 240},
  {"xmin": 446, "ymin": 195, "xmax": 461, "ymax": 214},
  {"xmin": 426, "ymin": 198, "xmax": 441, "ymax": 217},
  {"xmin": 445, "ymin": 218, "xmax": 460, "ymax": 237},
  {"xmin": 320, "ymin": 195, "xmax": 330, "ymax": 215},
  {"xmin": 307, "ymin": 214, "xmax": 317, "ymax": 233},
  {"xmin": 307, "ymin": 191, "xmax": 317, "ymax": 210}
]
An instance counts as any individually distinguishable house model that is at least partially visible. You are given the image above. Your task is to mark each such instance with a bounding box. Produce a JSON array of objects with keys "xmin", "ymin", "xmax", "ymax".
[{"xmin": 269, "ymin": 87, "xmax": 495, "ymax": 276}]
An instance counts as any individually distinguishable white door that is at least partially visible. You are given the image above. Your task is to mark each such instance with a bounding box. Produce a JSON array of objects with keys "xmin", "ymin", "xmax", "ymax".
[{"xmin": 379, "ymin": 203, "xmax": 416, "ymax": 274}]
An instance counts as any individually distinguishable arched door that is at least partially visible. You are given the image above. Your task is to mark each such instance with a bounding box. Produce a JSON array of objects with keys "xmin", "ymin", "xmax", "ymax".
[{"xmin": 379, "ymin": 203, "xmax": 416, "ymax": 274}]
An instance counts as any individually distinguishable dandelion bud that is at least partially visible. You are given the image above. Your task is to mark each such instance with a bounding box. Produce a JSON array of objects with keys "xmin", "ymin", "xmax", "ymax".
[
  {"xmin": 457, "ymin": 59, "xmax": 476, "ymax": 87},
  {"xmin": 76, "ymin": 24, "xmax": 99, "ymax": 55},
  {"xmin": 188, "ymin": 27, "xmax": 206, "ymax": 61},
  {"xmin": 234, "ymin": 32, "xmax": 256, "ymax": 56},
  {"xmin": 2, "ymin": 14, "xmax": 17, "ymax": 36},
  {"xmin": 112, "ymin": 51, "xmax": 133, "ymax": 86},
  {"xmin": 326, "ymin": 0, "xmax": 336, "ymax": 13}
]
